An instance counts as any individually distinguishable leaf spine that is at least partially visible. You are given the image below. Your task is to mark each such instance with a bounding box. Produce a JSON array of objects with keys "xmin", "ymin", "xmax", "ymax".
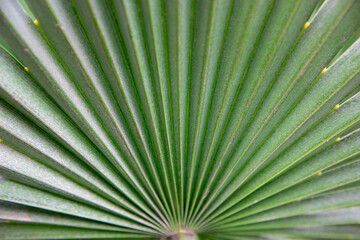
[
  {"xmin": 303, "ymin": 22, "xmax": 310, "ymax": 30},
  {"xmin": 321, "ymin": 67, "xmax": 328, "ymax": 75}
]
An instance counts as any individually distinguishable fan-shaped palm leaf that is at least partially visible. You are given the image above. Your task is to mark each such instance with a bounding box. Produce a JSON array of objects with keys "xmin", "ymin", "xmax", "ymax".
[{"xmin": 1, "ymin": 0, "xmax": 360, "ymax": 239}]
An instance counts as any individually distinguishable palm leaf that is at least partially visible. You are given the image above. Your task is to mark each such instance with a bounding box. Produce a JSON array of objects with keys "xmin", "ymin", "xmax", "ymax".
[{"xmin": 0, "ymin": 0, "xmax": 360, "ymax": 239}]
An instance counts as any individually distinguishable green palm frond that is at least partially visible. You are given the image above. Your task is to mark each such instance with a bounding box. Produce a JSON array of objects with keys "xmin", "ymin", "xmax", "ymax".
[{"xmin": 1, "ymin": 0, "xmax": 360, "ymax": 239}]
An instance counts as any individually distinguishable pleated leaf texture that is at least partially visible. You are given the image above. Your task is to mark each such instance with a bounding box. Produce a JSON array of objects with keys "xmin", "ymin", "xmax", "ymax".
[{"xmin": 1, "ymin": 0, "xmax": 360, "ymax": 239}]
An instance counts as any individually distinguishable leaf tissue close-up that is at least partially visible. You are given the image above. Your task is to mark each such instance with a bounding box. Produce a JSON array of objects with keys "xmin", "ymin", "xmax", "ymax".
[{"xmin": 1, "ymin": 0, "xmax": 360, "ymax": 239}]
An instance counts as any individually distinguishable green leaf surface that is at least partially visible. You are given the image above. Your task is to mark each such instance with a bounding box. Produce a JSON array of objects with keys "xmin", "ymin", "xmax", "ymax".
[{"xmin": 1, "ymin": 0, "xmax": 360, "ymax": 239}]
